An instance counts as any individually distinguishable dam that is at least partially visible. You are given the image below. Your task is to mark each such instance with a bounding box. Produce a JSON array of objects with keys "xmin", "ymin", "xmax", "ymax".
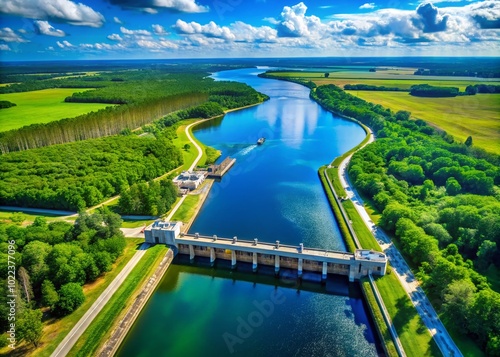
[{"xmin": 144, "ymin": 220, "xmax": 387, "ymax": 282}]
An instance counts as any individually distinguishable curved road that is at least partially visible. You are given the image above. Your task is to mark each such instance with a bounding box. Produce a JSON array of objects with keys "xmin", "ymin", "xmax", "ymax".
[
  {"xmin": 337, "ymin": 130, "xmax": 462, "ymax": 357},
  {"xmin": 51, "ymin": 119, "xmax": 205, "ymax": 357}
]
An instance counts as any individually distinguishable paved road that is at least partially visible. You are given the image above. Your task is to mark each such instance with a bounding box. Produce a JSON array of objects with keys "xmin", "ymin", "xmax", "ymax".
[
  {"xmin": 337, "ymin": 131, "xmax": 462, "ymax": 357},
  {"xmin": 185, "ymin": 120, "xmax": 204, "ymax": 172},
  {"xmin": 50, "ymin": 243, "xmax": 150, "ymax": 357}
]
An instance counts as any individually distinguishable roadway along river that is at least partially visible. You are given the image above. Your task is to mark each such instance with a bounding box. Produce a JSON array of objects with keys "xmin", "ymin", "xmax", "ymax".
[{"xmin": 118, "ymin": 68, "xmax": 381, "ymax": 356}]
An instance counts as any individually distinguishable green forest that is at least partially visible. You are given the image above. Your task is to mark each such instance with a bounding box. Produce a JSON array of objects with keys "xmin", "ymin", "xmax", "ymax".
[
  {"xmin": 0, "ymin": 135, "xmax": 183, "ymax": 211},
  {"xmin": 0, "ymin": 209, "xmax": 126, "ymax": 347},
  {"xmin": 0, "ymin": 68, "xmax": 267, "ymax": 153},
  {"xmin": 0, "ymin": 66, "xmax": 267, "ymax": 211},
  {"xmin": 312, "ymin": 84, "xmax": 500, "ymax": 355}
]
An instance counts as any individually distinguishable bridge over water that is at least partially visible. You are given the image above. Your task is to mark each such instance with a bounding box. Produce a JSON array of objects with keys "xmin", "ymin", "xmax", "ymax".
[{"xmin": 145, "ymin": 220, "xmax": 387, "ymax": 282}]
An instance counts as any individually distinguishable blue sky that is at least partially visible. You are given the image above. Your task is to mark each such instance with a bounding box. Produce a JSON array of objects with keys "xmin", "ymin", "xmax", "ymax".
[{"xmin": 0, "ymin": 0, "xmax": 499, "ymax": 61}]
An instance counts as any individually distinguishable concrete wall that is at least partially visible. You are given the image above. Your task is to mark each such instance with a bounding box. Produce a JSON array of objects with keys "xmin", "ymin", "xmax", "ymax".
[{"xmin": 177, "ymin": 243, "xmax": 382, "ymax": 281}]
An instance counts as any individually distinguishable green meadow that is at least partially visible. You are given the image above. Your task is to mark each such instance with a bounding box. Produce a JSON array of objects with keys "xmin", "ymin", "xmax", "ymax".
[
  {"xmin": 352, "ymin": 91, "xmax": 500, "ymax": 154},
  {"xmin": 0, "ymin": 88, "xmax": 113, "ymax": 132}
]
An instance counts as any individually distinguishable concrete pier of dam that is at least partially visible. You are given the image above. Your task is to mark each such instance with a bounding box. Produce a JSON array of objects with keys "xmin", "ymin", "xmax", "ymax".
[{"xmin": 144, "ymin": 220, "xmax": 387, "ymax": 282}]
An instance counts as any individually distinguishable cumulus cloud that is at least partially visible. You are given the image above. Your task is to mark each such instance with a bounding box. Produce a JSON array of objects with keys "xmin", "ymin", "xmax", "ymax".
[
  {"xmin": 56, "ymin": 40, "xmax": 73, "ymax": 48},
  {"xmin": 152, "ymin": 24, "xmax": 168, "ymax": 35},
  {"xmin": 113, "ymin": 16, "xmax": 122, "ymax": 24},
  {"xmin": 106, "ymin": 0, "xmax": 208, "ymax": 13},
  {"xmin": 107, "ymin": 34, "xmax": 123, "ymax": 41},
  {"xmin": 414, "ymin": 2, "xmax": 449, "ymax": 33},
  {"xmin": 0, "ymin": 44, "xmax": 11, "ymax": 51},
  {"xmin": 34, "ymin": 20, "xmax": 66, "ymax": 37},
  {"xmin": 276, "ymin": 2, "xmax": 322, "ymax": 38},
  {"xmin": 120, "ymin": 26, "xmax": 152, "ymax": 36},
  {"xmin": 174, "ymin": 19, "xmax": 278, "ymax": 44},
  {"xmin": 0, "ymin": 27, "xmax": 29, "ymax": 42},
  {"xmin": 174, "ymin": 20, "xmax": 236, "ymax": 40},
  {"xmin": 467, "ymin": 0, "xmax": 500, "ymax": 29},
  {"xmin": 359, "ymin": 3, "xmax": 376, "ymax": 10},
  {"xmin": 0, "ymin": 0, "xmax": 104, "ymax": 27}
]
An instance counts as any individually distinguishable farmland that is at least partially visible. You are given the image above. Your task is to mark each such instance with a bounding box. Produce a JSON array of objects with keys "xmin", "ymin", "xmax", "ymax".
[
  {"xmin": 0, "ymin": 88, "xmax": 113, "ymax": 132},
  {"xmin": 271, "ymin": 70, "xmax": 500, "ymax": 90},
  {"xmin": 352, "ymin": 91, "xmax": 500, "ymax": 154}
]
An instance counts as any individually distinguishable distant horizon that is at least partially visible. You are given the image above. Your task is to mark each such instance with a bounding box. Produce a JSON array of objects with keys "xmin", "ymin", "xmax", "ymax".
[
  {"xmin": 2, "ymin": 55, "xmax": 500, "ymax": 64},
  {"xmin": 0, "ymin": 1, "xmax": 498, "ymax": 61}
]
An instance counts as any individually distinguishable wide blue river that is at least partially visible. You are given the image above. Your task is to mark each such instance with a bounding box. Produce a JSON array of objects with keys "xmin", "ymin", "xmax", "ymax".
[{"xmin": 118, "ymin": 68, "xmax": 381, "ymax": 356}]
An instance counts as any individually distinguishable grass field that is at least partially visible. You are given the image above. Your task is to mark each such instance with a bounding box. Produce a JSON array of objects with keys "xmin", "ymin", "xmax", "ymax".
[
  {"xmin": 0, "ymin": 88, "xmax": 113, "ymax": 132},
  {"xmin": 352, "ymin": 91, "xmax": 500, "ymax": 154},
  {"xmin": 69, "ymin": 244, "xmax": 169, "ymax": 357},
  {"xmin": 0, "ymin": 238, "xmax": 143, "ymax": 357}
]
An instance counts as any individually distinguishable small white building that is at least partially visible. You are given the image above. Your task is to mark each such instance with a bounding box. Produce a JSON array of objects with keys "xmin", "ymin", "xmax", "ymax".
[
  {"xmin": 144, "ymin": 220, "xmax": 182, "ymax": 245},
  {"xmin": 172, "ymin": 171, "xmax": 205, "ymax": 190}
]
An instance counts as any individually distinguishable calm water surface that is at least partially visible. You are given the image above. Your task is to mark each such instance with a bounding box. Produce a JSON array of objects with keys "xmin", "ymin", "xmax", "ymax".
[{"xmin": 118, "ymin": 68, "xmax": 379, "ymax": 357}]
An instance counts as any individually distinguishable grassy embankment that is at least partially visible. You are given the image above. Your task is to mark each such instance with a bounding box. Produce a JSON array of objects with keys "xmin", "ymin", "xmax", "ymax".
[
  {"xmin": 352, "ymin": 91, "xmax": 500, "ymax": 155},
  {"xmin": 0, "ymin": 239, "xmax": 143, "ymax": 357},
  {"xmin": 171, "ymin": 194, "xmax": 201, "ymax": 223},
  {"xmin": 0, "ymin": 88, "xmax": 113, "ymax": 132},
  {"xmin": 68, "ymin": 244, "xmax": 169, "ymax": 357}
]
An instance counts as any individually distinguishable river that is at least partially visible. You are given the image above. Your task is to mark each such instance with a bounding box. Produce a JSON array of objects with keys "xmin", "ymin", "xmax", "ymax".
[{"xmin": 117, "ymin": 68, "xmax": 381, "ymax": 357}]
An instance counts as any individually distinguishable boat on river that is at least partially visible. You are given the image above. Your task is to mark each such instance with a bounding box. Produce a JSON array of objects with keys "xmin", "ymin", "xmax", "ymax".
[{"xmin": 257, "ymin": 137, "xmax": 266, "ymax": 145}]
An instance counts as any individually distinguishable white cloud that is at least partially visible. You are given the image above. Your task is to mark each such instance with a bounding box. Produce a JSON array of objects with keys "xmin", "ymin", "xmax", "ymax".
[
  {"xmin": 34, "ymin": 20, "xmax": 66, "ymax": 37},
  {"xmin": 0, "ymin": 27, "xmax": 29, "ymax": 42},
  {"xmin": 0, "ymin": 0, "xmax": 104, "ymax": 27},
  {"xmin": 56, "ymin": 40, "xmax": 73, "ymax": 48},
  {"xmin": 359, "ymin": 3, "xmax": 376, "ymax": 9},
  {"xmin": 277, "ymin": 2, "xmax": 322, "ymax": 37},
  {"xmin": 113, "ymin": 16, "xmax": 122, "ymax": 24},
  {"xmin": 107, "ymin": 34, "xmax": 123, "ymax": 41},
  {"xmin": 136, "ymin": 39, "xmax": 178, "ymax": 49},
  {"xmin": 120, "ymin": 26, "xmax": 152, "ymax": 36},
  {"xmin": 152, "ymin": 24, "xmax": 167, "ymax": 35},
  {"xmin": 0, "ymin": 44, "xmax": 11, "ymax": 51},
  {"xmin": 174, "ymin": 20, "xmax": 236, "ymax": 41},
  {"xmin": 107, "ymin": 0, "xmax": 208, "ymax": 13}
]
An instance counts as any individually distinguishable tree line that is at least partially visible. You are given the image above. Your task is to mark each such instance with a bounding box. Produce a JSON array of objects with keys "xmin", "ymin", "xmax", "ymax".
[
  {"xmin": 0, "ymin": 209, "xmax": 125, "ymax": 348},
  {"xmin": 344, "ymin": 84, "xmax": 407, "ymax": 91},
  {"xmin": 312, "ymin": 84, "xmax": 500, "ymax": 355},
  {"xmin": 0, "ymin": 69, "xmax": 267, "ymax": 154}
]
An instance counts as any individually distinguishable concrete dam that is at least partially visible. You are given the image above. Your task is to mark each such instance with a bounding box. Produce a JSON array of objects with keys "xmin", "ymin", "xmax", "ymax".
[{"xmin": 144, "ymin": 220, "xmax": 387, "ymax": 282}]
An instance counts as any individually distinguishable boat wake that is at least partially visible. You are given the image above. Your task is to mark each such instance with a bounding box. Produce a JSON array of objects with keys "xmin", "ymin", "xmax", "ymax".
[{"xmin": 237, "ymin": 144, "xmax": 257, "ymax": 156}]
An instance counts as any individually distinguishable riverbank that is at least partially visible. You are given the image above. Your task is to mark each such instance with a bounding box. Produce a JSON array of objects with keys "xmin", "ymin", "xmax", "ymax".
[{"xmin": 312, "ymin": 103, "xmax": 444, "ymax": 356}]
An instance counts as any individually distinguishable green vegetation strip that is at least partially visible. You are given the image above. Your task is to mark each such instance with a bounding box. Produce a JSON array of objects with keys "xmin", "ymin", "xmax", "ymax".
[
  {"xmin": 69, "ymin": 244, "xmax": 169, "ymax": 357},
  {"xmin": 361, "ymin": 278, "xmax": 398, "ymax": 357},
  {"xmin": 31, "ymin": 238, "xmax": 143, "ymax": 357},
  {"xmin": 171, "ymin": 194, "xmax": 201, "ymax": 223},
  {"xmin": 318, "ymin": 167, "xmax": 356, "ymax": 253},
  {"xmin": 375, "ymin": 274, "xmax": 441, "ymax": 357},
  {"xmin": 0, "ymin": 88, "xmax": 112, "ymax": 132}
]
